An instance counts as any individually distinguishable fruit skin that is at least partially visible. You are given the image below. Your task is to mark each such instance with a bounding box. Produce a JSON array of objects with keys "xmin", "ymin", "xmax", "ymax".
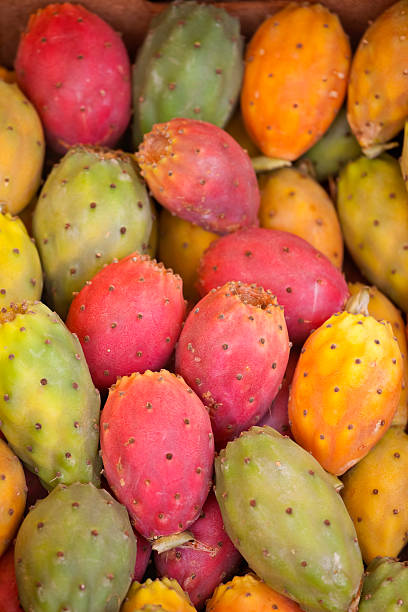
[
  {"xmin": 206, "ymin": 573, "xmax": 304, "ymax": 612},
  {"xmin": 197, "ymin": 227, "xmax": 349, "ymax": 345},
  {"xmin": 258, "ymin": 167, "xmax": 343, "ymax": 268},
  {"xmin": 0, "ymin": 80, "xmax": 44, "ymax": 215},
  {"xmin": 0, "ymin": 301, "xmax": 101, "ymax": 490},
  {"xmin": 158, "ymin": 208, "xmax": 218, "ymax": 303},
  {"xmin": 337, "ymin": 154, "xmax": 408, "ymax": 312},
  {"xmin": 288, "ymin": 308, "xmax": 403, "ymax": 476},
  {"xmin": 175, "ymin": 282, "xmax": 289, "ymax": 448},
  {"xmin": 225, "ymin": 109, "xmax": 261, "ymax": 158},
  {"xmin": 215, "ymin": 426, "xmax": 363, "ymax": 612},
  {"xmin": 66, "ymin": 252, "xmax": 186, "ymax": 389},
  {"xmin": 132, "ymin": 1, "xmax": 243, "ymax": 145},
  {"xmin": 341, "ymin": 427, "xmax": 408, "ymax": 564},
  {"xmin": 133, "ymin": 534, "xmax": 152, "ymax": 582},
  {"xmin": 122, "ymin": 578, "xmax": 196, "ymax": 612},
  {"xmin": 136, "ymin": 118, "xmax": 260, "ymax": 235},
  {"xmin": 154, "ymin": 493, "xmax": 242, "ymax": 608},
  {"xmin": 0, "ymin": 545, "xmax": 22, "ymax": 612},
  {"xmin": 33, "ymin": 145, "xmax": 156, "ymax": 319},
  {"xmin": 348, "ymin": 282, "xmax": 408, "ymax": 429},
  {"xmin": 240, "ymin": 3, "xmax": 350, "ymax": 161},
  {"xmin": 347, "ymin": 0, "xmax": 408, "ymax": 150},
  {"xmin": 358, "ymin": 557, "xmax": 408, "ymax": 611},
  {"xmin": 14, "ymin": 3, "xmax": 131, "ymax": 154},
  {"xmin": 0, "ymin": 211, "xmax": 43, "ymax": 306},
  {"xmin": 0, "ymin": 440, "xmax": 26, "ymax": 557},
  {"xmin": 15, "ymin": 482, "xmax": 136, "ymax": 612},
  {"xmin": 100, "ymin": 369, "xmax": 214, "ymax": 540}
]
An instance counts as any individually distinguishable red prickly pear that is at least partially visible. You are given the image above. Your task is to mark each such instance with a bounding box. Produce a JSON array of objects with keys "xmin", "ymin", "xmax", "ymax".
[
  {"xmin": 14, "ymin": 3, "xmax": 131, "ymax": 153},
  {"xmin": 0, "ymin": 545, "xmax": 22, "ymax": 612},
  {"xmin": 133, "ymin": 532, "xmax": 152, "ymax": 582},
  {"xmin": 175, "ymin": 282, "xmax": 290, "ymax": 449},
  {"xmin": 136, "ymin": 118, "xmax": 260, "ymax": 235},
  {"xmin": 66, "ymin": 252, "xmax": 186, "ymax": 389}
]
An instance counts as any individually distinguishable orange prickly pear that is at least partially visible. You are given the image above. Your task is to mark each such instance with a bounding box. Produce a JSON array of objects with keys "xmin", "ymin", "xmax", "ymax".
[
  {"xmin": 347, "ymin": 0, "xmax": 408, "ymax": 155},
  {"xmin": 0, "ymin": 439, "xmax": 26, "ymax": 557},
  {"xmin": 121, "ymin": 578, "xmax": 196, "ymax": 612},
  {"xmin": 341, "ymin": 427, "xmax": 408, "ymax": 564},
  {"xmin": 206, "ymin": 573, "xmax": 305, "ymax": 611},
  {"xmin": 240, "ymin": 3, "xmax": 351, "ymax": 161},
  {"xmin": 288, "ymin": 288, "xmax": 404, "ymax": 475}
]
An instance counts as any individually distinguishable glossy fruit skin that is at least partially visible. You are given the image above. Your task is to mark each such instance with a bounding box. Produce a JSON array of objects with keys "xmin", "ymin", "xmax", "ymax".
[
  {"xmin": 136, "ymin": 118, "xmax": 260, "ymax": 235},
  {"xmin": 197, "ymin": 227, "xmax": 349, "ymax": 345},
  {"xmin": 347, "ymin": 0, "xmax": 408, "ymax": 150},
  {"xmin": 241, "ymin": 2, "xmax": 350, "ymax": 161},
  {"xmin": 122, "ymin": 578, "xmax": 196, "ymax": 612},
  {"xmin": 358, "ymin": 557, "xmax": 408, "ymax": 611},
  {"xmin": 289, "ymin": 310, "xmax": 403, "ymax": 476},
  {"xmin": 0, "ymin": 440, "xmax": 26, "ymax": 557},
  {"xmin": 14, "ymin": 3, "xmax": 131, "ymax": 153},
  {"xmin": 0, "ymin": 545, "xmax": 22, "ymax": 611}
]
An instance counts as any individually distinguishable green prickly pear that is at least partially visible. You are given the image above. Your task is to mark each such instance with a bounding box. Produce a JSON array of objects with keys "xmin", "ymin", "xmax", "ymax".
[
  {"xmin": 0, "ymin": 301, "xmax": 101, "ymax": 490},
  {"xmin": 15, "ymin": 482, "xmax": 136, "ymax": 612},
  {"xmin": 215, "ymin": 426, "xmax": 363, "ymax": 612},
  {"xmin": 358, "ymin": 557, "xmax": 408, "ymax": 611}
]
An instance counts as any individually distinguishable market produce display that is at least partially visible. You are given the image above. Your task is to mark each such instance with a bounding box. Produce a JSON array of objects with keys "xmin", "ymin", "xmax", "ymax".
[{"xmin": 2, "ymin": 0, "xmax": 408, "ymax": 610}]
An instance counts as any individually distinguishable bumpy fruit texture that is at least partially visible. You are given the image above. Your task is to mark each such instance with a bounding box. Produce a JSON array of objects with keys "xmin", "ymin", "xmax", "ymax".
[
  {"xmin": 0, "ymin": 80, "xmax": 44, "ymax": 215},
  {"xmin": 100, "ymin": 370, "xmax": 214, "ymax": 540},
  {"xmin": 299, "ymin": 107, "xmax": 361, "ymax": 182},
  {"xmin": 241, "ymin": 3, "xmax": 350, "ymax": 161},
  {"xmin": 175, "ymin": 282, "xmax": 289, "ymax": 448},
  {"xmin": 197, "ymin": 227, "xmax": 349, "ymax": 344},
  {"xmin": 33, "ymin": 146, "xmax": 156, "ymax": 319},
  {"xmin": 347, "ymin": 0, "xmax": 408, "ymax": 151},
  {"xmin": 0, "ymin": 439, "xmax": 26, "ymax": 557},
  {"xmin": 341, "ymin": 427, "xmax": 408, "ymax": 563},
  {"xmin": 206, "ymin": 573, "xmax": 304, "ymax": 612},
  {"xmin": 348, "ymin": 282, "xmax": 408, "ymax": 428},
  {"xmin": 158, "ymin": 209, "xmax": 218, "ymax": 303},
  {"xmin": 258, "ymin": 167, "xmax": 343, "ymax": 268},
  {"xmin": 122, "ymin": 578, "xmax": 196, "ymax": 612},
  {"xmin": 289, "ymin": 305, "xmax": 404, "ymax": 475},
  {"xmin": 66, "ymin": 252, "xmax": 186, "ymax": 389},
  {"xmin": 0, "ymin": 302, "xmax": 101, "ymax": 490},
  {"xmin": 154, "ymin": 493, "xmax": 242, "ymax": 608},
  {"xmin": 132, "ymin": 1, "xmax": 243, "ymax": 145},
  {"xmin": 136, "ymin": 118, "xmax": 260, "ymax": 234},
  {"xmin": 14, "ymin": 3, "xmax": 131, "ymax": 153},
  {"xmin": 215, "ymin": 427, "xmax": 363, "ymax": 612},
  {"xmin": 0, "ymin": 211, "xmax": 42, "ymax": 306},
  {"xmin": 359, "ymin": 557, "xmax": 408, "ymax": 611},
  {"xmin": 0, "ymin": 545, "xmax": 22, "ymax": 612},
  {"xmin": 15, "ymin": 482, "xmax": 136, "ymax": 612},
  {"xmin": 133, "ymin": 534, "xmax": 152, "ymax": 582},
  {"xmin": 337, "ymin": 154, "xmax": 408, "ymax": 312}
]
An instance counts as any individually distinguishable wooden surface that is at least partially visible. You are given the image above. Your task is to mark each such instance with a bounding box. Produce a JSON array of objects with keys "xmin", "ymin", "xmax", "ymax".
[{"xmin": 0, "ymin": 0, "xmax": 397, "ymax": 67}]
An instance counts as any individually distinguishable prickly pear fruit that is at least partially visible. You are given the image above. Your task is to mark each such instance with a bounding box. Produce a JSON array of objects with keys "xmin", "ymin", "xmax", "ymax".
[
  {"xmin": 0, "ymin": 301, "xmax": 101, "ymax": 490},
  {"xmin": 66, "ymin": 252, "xmax": 186, "ymax": 389},
  {"xmin": 133, "ymin": 534, "xmax": 152, "ymax": 582},
  {"xmin": 347, "ymin": 0, "xmax": 408, "ymax": 153},
  {"xmin": 348, "ymin": 282, "xmax": 408, "ymax": 428},
  {"xmin": 158, "ymin": 209, "xmax": 218, "ymax": 303},
  {"xmin": 225, "ymin": 109, "xmax": 261, "ymax": 158},
  {"xmin": 0, "ymin": 66, "xmax": 16, "ymax": 83},
  {"xmin": 0, "ymin": 545, "xmax": 22, "ymax": 612},
  {"xmin": 197, "ymin": 227, "xmax": 349, "ymax": 344},
  {"xmin": 132, "ymin": 1, "xmax": 243, "ymax": 145},
  {"xmin": 337, "ymin": 154, "xmax": 408, "ymax": 312},
  {"xmin": 15, "ymin": 482, "xmax": 136, "ymax": 612},
  {"xmin": 341, "ymin": 427, "xmax": 408, "ymax": 563},
  {"xmin": 258, "ymin": 167, "xmax": 343, "ymax": 268},
  {"xmin": 288, "ymin": 289, "xmax": 404, "ymax": 475},
  {"xmin": 240, "ymin": 3, "xmax": 350, "ymax": 161},
  {"xmin": 100, "ymin": 370, "xmax": 214, "ymax": 543},
  {"xmin": 122, "ymin": 578, "xmax": 196, "ymax": 612},
  {"xmin": 136, "ymin": 118, "xmax": 260, "ymax": 234},
  {"xmin": 358, "ymin": 557, "xmax": 408, "ymax": 611},
  {"xmin": 206, "ymin": 573, "xmax": 304, "ymax": 611},
  {"xmin": 215, "ymin": 426, "xmax": 363, "ymax": 612},
  {"xmin": 175, "ymin": 281, "xmax": 289, "ymax": 448},
  {"xmin": 154, "ymin": 493, "xmax": 242, "ymax": 608},
  {"xmin": 0, "ymin": 439, "xmax": 26, "ymax": 557},
  {"xmin": 33, "ymin": 145, "xmax": 156, "ymax": 319},
  {"xmin": 130, "ymin": 607, "xmax": 171, "ymax": 612},
  {"xmin": 0, "ymin": 211, "xmax": 42, "ymax": 306},
  {"xmin": 14, "ymin": 3, "xmax": 131, "ymax": 153},
  {"xmin": 0, "ymin": 80, "xmax": 44, "ymax": 215}
]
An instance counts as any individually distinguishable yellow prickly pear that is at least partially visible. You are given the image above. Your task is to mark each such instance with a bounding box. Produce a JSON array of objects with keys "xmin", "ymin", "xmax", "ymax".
[
  {"xmin": 121, "ymin": 578, "xmax": 196, "ymax": 612},
  {"xmin": 0, "ymin": 439, "xmax": 26, "ymax": 557}
]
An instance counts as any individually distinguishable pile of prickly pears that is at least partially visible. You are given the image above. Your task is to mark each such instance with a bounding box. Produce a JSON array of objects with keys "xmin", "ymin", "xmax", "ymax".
[{"xmin": 3, "ymin": 0, "xmax": 408, "ymax": 609}]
